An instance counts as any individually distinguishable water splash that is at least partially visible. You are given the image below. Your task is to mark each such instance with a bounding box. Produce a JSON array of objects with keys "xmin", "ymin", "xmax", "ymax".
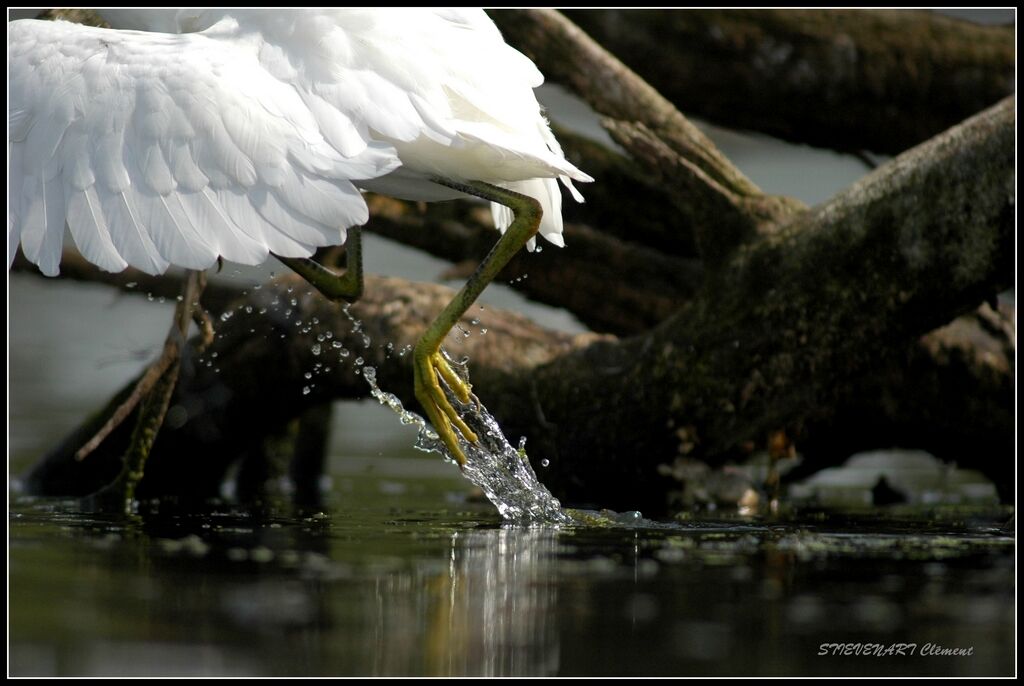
[{"xmin": 362, "ymin": 366, "xmax": 573, "ymax": 525}]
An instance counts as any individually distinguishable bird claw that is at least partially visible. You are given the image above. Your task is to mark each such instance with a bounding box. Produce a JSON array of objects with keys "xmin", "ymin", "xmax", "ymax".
[{"xmin": 414, "ymin": 349, "xmax": 478, "ymax": 466}]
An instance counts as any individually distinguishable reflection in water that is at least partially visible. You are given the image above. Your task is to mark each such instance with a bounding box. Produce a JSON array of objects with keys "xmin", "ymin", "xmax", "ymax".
[
  {"xmin": 9, "ymin": 497, "xmax": 568, "ymax": 677},
  {"xmin": 360, "ymin": 527, "xmax": 563, "ymax": 676}
]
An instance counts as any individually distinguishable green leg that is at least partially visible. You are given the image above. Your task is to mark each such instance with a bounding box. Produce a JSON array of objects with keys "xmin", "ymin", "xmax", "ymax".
[
  {"xmin": 275, "ymin": 227, "xmax": 363, "ymax": 303},
  {"xmin": 415, "ymin": 178, "xmax": 543, "ymax": 466}
]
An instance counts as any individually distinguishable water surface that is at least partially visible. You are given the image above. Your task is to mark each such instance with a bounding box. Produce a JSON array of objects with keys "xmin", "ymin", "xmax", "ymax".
[{"xmin": 8, "ymin": 477, "xmax": 1014, "ymax": 677}]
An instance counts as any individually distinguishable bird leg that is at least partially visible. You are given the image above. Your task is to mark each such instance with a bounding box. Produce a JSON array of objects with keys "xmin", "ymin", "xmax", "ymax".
[
  {"xmin": 191, "ymin": 300, "xmax": 215, "ymax": 354},
  {"xmin": 275, "ymin": 226, "xmax": 364, "ymax": 303},
  {"xmin": 416, "ymin": 178, "xmax": 543, "ymax": 466}
]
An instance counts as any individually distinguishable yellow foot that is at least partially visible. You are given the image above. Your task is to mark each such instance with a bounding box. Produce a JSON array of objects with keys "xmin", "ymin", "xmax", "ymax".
[{"xmin": 413, "ymin": 348, "xmax": 479, "ymax": 466}]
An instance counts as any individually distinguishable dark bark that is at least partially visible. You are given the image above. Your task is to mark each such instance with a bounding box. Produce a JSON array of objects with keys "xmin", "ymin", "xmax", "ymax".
[
  {"xmin": 517, "ymin": 97, "xmax": 1013, "ymax": 508},
  {"xmin": 553, "ymin": 9, "xmax": 1015, "ymax": 156},
  {"xmin": 793, "ymin": 301, "xmax": 1016, "ymax": 502}
]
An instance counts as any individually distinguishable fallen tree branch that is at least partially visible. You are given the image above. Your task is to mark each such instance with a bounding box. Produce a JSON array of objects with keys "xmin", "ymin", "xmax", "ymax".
[
  {"xmin": 518, "ymin": 96, "xmax": 1013, "ymax": 507},
  {"xmin": 362, "ymin": 196, "xmax": 704, "ymax": 335},
  {"xmin": 489, "ymin": 9, "xmax": 806, "ymax": 264},
  {"xmin": 561, "ymin": 9, "xmax": 1015, "ymax": 156}
]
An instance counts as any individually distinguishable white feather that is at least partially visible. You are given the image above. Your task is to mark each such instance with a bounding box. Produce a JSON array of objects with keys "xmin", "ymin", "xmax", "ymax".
[
  {"xmin": 8, "ymin": 9, "xmax": 592, "ymax": 277},
  {"xmin": 65, "ymin": 185, "xmax": 128, "ymax": 272}
]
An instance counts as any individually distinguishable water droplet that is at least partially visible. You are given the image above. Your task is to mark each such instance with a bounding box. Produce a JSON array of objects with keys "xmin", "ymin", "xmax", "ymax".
[
  {"xmin": 536, "ymin": 245, "xmax": 543, "ymax": 253},
  {"xmin": 176, "ymin": 295, "xmax": 184, "ymax": 302},
  {"xmin": 125, "ymin": 281, "xmax": 137, "ymax": 289},
  {"xmin": 311, "ymin": 344, "xmax": 321, "ymax": 356},
  {"xmin": 332, "ymin": 341, "xmax": 343, "ymax": 349},
  {"xmin": 480, "ymin": 328, "xmax": 488, "ymax": 335},
  {"xmin": 304, "ymin": 372, "xmax": 312, "ymax": 380},
  {"xmin": 244, "ymin": 305, "xmax": 253, "ymax": 314},
  {"xmin": 354, "ymin": 357, "xmax": 364, "ymax": 366},
  {"xmin": 541, "ymin": 459, "xmax": 550, "ymax": 468},
  {"xmin": 302, "ymin": 386, "xmax": 311, "ymax": 396}
]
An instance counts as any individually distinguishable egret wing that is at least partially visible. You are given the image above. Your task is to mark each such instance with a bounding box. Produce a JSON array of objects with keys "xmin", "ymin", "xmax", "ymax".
[
  {"xmin": 8, "ymin": 18, "xmax": 399, "ymax": 276},
  {"xmin": 288, "ymin": 9, "xmax": 592, "ymax": 244}
]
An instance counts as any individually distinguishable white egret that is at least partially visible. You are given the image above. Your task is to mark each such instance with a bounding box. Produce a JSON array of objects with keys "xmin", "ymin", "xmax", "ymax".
[{"xmin": 8, "ymin": 9, "xmax": 592, "ymax": 469}]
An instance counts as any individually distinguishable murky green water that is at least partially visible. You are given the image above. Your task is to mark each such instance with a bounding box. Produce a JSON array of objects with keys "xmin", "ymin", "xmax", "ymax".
[{"xmin": 8, "ymin": 474, "xmax": 1014, "ymax": 676}]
